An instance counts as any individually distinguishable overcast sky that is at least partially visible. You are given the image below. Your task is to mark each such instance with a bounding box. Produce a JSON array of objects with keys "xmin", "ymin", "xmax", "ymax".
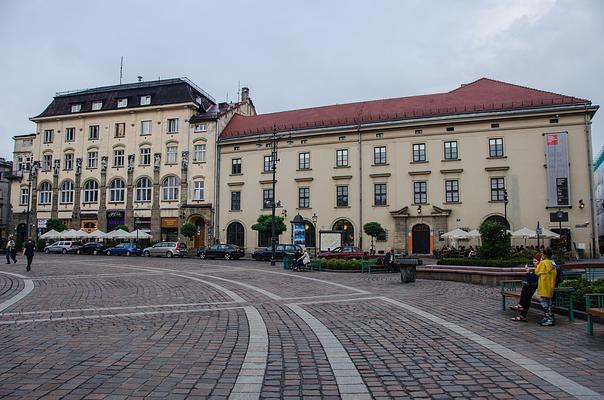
[{"xmin": 0, "ymin": 0, "xmax": 602, "ymax": 160}]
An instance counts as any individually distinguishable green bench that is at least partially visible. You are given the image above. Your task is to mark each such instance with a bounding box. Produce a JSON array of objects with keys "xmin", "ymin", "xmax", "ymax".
[
  {"xmin": 585, "ymin": 293, "xmax": 604, "ymax": 335},
  {"xmin": 499, "ymin": 280, "xmax": 575, "ymax": 321},
  {"xmin": 283, "ymin": 255, "xmax": 294, "ymax": 270}
]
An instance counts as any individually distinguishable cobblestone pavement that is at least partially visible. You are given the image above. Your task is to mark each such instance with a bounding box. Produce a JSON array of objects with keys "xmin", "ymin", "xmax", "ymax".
[{"xmin": 0, "ymin": 254, "xmax": 602, "ymax": 399}]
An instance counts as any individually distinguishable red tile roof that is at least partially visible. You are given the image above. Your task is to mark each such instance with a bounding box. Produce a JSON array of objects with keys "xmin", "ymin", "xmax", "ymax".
[{"xmin": 220, "ymin": 78, "xmax": 589, "ymax": 139}]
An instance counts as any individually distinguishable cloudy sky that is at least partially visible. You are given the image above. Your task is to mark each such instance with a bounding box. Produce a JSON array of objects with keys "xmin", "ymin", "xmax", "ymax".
[{"xmin": 0, "ymin": 0, "xmax": 602, "ymax": 160}]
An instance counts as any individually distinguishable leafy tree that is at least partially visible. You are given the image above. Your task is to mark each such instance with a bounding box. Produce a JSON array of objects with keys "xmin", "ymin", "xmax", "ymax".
[
  {"xmin": 114, "ymin": 224, "xmax": 130, "ymax": 232},
  {"xmin": 46, "ymin": 218, "xmax": 66, "ymax": 232},
  {"xmin": 251, "ymin": 215, "xmax": 287, "ymax": 243},
  {"xmin": 363, "ymin": 222, "xmax": 385, "ymax": 254},
  {"xmin": 180, "ymin": 223, "xmax": 197, "ymax": 239},
  {"xmin": 478, "ymin": 220, "xmax": 511, "ymax": 259}
]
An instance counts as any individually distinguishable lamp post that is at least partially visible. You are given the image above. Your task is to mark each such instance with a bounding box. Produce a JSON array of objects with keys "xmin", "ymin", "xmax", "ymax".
[
  {"xmin": 311, "ymin": 213, "xmax": 318, "ymax": 256},
  {"xmin": 25, "ymin": 162, "xmax": 39, "ymax": 240},
  {"xmin": 503, "ymin": 188, "xmax": 509, "ymax": 222}
]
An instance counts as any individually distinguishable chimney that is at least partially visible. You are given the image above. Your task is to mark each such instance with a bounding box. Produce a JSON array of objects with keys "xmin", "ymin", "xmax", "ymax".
[{"xmin": 241, "ymin": 87, "xmax": 250, "ymax": 102}]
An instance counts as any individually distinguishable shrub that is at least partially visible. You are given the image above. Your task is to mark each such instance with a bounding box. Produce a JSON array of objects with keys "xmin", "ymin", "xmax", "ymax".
[
  {"xmin": 478, "ymin": 221, "xmax": 511, "ymax": 259},
  {"xmin": 319, "ymin": 258, "xmax": 362, "ymax": 270},
  {"xmin": 559, "ymin": 278, "xmax": 604, "ymax": 311},
  {"xmin": 437, "ymin": 258, "xmax": 529, "ymax": 267},
  {"xmin": 36, "ymin": 239, "xmax": 46, "ymax": 251}
]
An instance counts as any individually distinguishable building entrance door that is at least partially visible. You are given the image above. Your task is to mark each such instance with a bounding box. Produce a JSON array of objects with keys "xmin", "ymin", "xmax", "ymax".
[
  {"xmin": 192, "ymin": 218, "xmax": 205, "ymax": 249},
  {"xmin": 412, "ymin": 224, "xmax": 431, "ymax": 254}
]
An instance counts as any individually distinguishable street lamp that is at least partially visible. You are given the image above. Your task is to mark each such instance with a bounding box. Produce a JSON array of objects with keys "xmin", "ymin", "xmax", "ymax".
[
  {"xmin": 503, "ymin": 188, "xmax": 509, "ymax": 222},
  {"xmin": 311, "ymin": 212, "xmax": 318, "ymax": 256},
  {"xmin": 25, "ymin": 162, "xmax": 39, "ymax": 240}
]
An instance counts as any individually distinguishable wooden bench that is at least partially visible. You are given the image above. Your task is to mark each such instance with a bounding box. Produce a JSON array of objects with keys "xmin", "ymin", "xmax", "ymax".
[
  {"xmin": 585, "ymin": 293, "xmax": 604, "ymax": 335},
  {"xmin": 499, "ymin": 280, "xmax": 575, "ymax": 321}
]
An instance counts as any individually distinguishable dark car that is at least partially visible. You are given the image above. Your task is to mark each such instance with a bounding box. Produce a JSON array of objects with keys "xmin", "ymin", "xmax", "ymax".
[
  {"xmin": 197, "ymin": 244, "xmax": 244, "ymax": 260},
  {"xmin": 70, "ymin": 242, "xmax": 108, "ymax": 255},
  {"xmin": 105, "ymin": 243, "xmax": 142, "ymax": 256},
  {"xmin": 252, "ymin": 244, "xmax": 302, "ymax": 261},
  {"xmin": 318, "ymin": 246, "xmax": 367, "ymax": 260}
]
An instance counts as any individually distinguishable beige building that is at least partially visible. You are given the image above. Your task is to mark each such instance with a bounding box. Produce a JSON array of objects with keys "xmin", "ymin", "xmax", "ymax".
[
  {"xmin": 10, "ymin": 78, "xmax": 254, "ymax": 246},
  {"xmin": 217, "ymin": 78, "xmax": 599, "ymax": 257}
]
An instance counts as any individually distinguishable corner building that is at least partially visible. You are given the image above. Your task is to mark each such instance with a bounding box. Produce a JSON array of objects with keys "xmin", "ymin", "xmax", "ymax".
[
  {"xmin": 10, "ymin": 78, "xmax": 255, "ymax": 245},
  {"xmin": 217, "ymin": 79, "xmax": 599, "ymax": 257}
]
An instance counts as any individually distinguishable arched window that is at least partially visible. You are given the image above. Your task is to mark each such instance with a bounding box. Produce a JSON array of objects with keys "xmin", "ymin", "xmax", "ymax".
[
  {"xmin": 304, "ymin": 220, "xmax": 316, "ymax": 248},
  {"xmin": 109, "ymin": 179, "xmax": 125, "ymax": 203},
  {"xmin": 332, "ymin": 219, "xmax": 354, "ymax": 246},
  {"xmin": 60, "ymin": 180, "xmax": 74, "ymax": 204},
  {"xmin": 38, "ymin": 181, "xmax": 52, "ymax": 204},
  {"xmin": 83, "ymin": 180, "xmax": 99, "ymax": 203},
  {"xmin": 226, "ymin": 222, "xmax": 244, "ymax": 247},
  {"xmin": 135, "ymin": 177, "xmax": 152, "ymax": 202},
  {"xmin": 162, "ymin": 176, "xmax": 179, "ymax": 201},
  {"xmin": 484, "ymin": 215, "xmax": 510, "ymax": 230}
]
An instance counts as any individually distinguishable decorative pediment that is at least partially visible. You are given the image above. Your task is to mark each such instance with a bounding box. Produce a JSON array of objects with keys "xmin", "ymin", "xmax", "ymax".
[
  {"xmin": 390, "ymin": 206, "xmax": 409, "ymax": 217},
  {"xmin": 431, "ymin": 205, "xmax": 452, "ymax": 216}
]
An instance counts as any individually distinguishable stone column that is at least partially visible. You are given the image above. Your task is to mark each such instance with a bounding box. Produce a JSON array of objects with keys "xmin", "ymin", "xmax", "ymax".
[
  {"xmin": 125, "ymin": 155, "xmax": 135, "ymax": 230},
  {"xmin": 97, "ymin": 156, "xmax": 108, "ymax": 232},
  {"xmin": 50, "ymin": 160, "xmax": 60, "ymax": 219},
  {"xmin": 29, "ymin": 169, "xmax": 39, "ymax": 240},
  {"xmin": 72, "ymin": 158, "xmax": 82, "ymax": 230},
  {"xmin": 151, "ymin": 153, "xmax": 161, "ymax": 241},
  {"xmin": 179, "ymin": 151, "xmax": 189, "ymax": 238}
]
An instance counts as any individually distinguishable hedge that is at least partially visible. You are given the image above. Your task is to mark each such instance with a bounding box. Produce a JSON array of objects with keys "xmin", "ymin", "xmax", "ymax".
[
  {"xmin": 559, "ymin": 278, "xmax": 604, "ymax": 311},
  {"xmin": 436, "ymin": 257, "xmax": 530, "ymax": 267}
]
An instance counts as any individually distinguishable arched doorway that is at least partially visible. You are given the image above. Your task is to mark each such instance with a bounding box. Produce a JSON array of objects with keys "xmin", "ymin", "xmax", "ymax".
[
  {"xmin": 412, "ymin": 224, "xmax": 431, "ymax": 254},
  {"xmin": 227, "ymin": 222, "xmax": 244, "ymax": 248},
  {"xmin": 304, "ymin": 220, "xmax": 316, "ymax": 248},
  {"xmin": 16, "ymin": 223, "xmax": 27, "ymax": 244},
  {"xmin": 332, "ymin": 219, "xmax": 354, "ymax": 246},
  {"xmin": 189, "ymin": 217, "xmax": 205, "ymax": 248},
  {"xmin": 483, "ymin": 215, "xmax": 510, "ymax": 230}
]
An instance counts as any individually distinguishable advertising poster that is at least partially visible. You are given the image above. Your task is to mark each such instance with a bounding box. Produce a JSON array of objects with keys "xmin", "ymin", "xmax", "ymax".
[
  {"xmin": 545, "ymin": 132, "xmax": 570, "ymax": 207},
  {"xmin": 293, "ymin": 223, "xmax": 306, "ymax": 245},
  {"xmin": 319, "ymin": 231, "xmax": 342, "ymax": 252}
]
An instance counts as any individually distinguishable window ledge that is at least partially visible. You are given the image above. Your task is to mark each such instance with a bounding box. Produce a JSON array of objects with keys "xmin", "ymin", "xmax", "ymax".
[
  {"xmin": 297, "ymin": 207, "xmax": 312, "ymax": 210},
  {"xmin": 373, "ymin": 204, "xmax": 389, "ymax": 207},
  {"xmin": 445, "ymin": 202, "xmax": 463, "ymax": 205},
  {"xmin": 335, "ymin": 206, "xmax": 351, "ymax": 209},
  {"xmin": 108, "ymin": 201, "xmax": 125, "ymax": 204},
  {"xmin": 165, "ymin": 163, "xmax": 177, "ymax": 166},
  {"xmin": 334, "ymin": 165, "xmax": 351, "ymax": 169},
  {"xmin": 261, "ymin": 171, "xmax": 272, "ymax": 174},
  {"xmin": 134, "ymin": 201, "xmax": 152, "ymax": 204},
  {"xmin": 192, "ymin": 161, "xmax": 207, "ymax": 164},
  {"xmin": 412, "ymin": 203, "xmax": 430, "ymax": 206},
  {"xmin": 487, "ymin": 156, "xmax": 507, "ymax": 160},
  {"xmin": 488, "ymin": 200, "xmax": 506, "ymax": 203},
  {"xmin": 410, "ymin": 160, "xmax": 428, "ymax": 164},
  {"xmin": 229, "ymin": 209, "xmax": 242, "ymax": 212},
  {"xmin": 230, "ymin": 173, "xmax": 243, "ymax": 176},
  {"xmin": 441, "ymin": 159, "xmax": 461, "ymax": 162},
  {"xmin": 371, "ymin": 163, "xmax": 389, "ymax": 167},
  {"xmin": 296, "ymin": 168, "xmax": 312, "ymax": 172}
]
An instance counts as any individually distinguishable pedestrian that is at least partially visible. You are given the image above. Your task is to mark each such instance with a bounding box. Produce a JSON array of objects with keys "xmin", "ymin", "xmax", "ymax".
[
  {"xmin": 510, "ymin": 252, "xmax": 542, "ymax": 321},
  {"xmin": 383, "ymin": 249, "xmax": 392, "ymax": 273},
  {"xmin": 535, "ymin": 248, "xmax": 557, "ymax": 326},
  {"xmin": 293, "ymin": 247, "xmax": 303, "ymax": 272},
  {"xmin": 6, "ymin": 235, "xmax": 16, "ymax": 264},
  {"xmin": 22, "ymin": 237, "xmax": 36, "ymax": 272},
  {"xmin": 301, "ymin": 247, "xmax": 311, "ymax": 271}
]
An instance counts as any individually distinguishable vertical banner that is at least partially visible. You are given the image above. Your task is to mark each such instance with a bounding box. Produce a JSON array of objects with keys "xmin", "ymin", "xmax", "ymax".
[
  {"xmin": 292, "ymin": 223, "xmax": 306, "ymax": 245},
  {"xmin": 545, "ymin": 132, "xmax": 570, "ymax": 207}
]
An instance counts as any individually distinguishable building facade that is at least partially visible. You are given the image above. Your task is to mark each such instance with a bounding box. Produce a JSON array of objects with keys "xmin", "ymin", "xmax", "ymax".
[
  {"xmin": 217, "ymin": 79, "xmax": 600, "ymax": 257},
  {"xmin": 9, "ymin": 79, "xmax": 254, "ymax": 245},
  {"xmin": 594, "ymin": 147, "xmax": 604, "ymax": 248},
  {"xmin": 0, "ymin": 158, "xmax": 13, "ymax": 240}
]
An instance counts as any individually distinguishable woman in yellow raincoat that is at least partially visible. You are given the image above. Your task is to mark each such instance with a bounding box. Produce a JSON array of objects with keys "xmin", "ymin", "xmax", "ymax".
[{"xmin": 534, "ymin": 248, "xmax": 557, "ymax": 326}]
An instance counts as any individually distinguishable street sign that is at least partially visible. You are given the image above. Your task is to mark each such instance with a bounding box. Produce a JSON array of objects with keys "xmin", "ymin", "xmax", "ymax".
[
  {"xmin": 536, "ymin": 228, "xmax": 543, "ymax": 235},
  {"xmin": 550, "ymin": 211, "xmax": 568, "ymax": 222}
]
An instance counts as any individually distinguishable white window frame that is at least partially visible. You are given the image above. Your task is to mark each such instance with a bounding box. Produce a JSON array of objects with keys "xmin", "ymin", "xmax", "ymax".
[
  {"xmin": 113, "ymin": 149, "xmax": 125, "ymax": 167},
  {"xmin": 135, "ymin": 178, "xmax": 152, "ymax": 202},
  {"xmin": 20, "ymin": 187, "xmax": 29, "ymax": 206},
  {"xmin": 64, "ymin": 153, "xmax": 74, "ymax": 170},
  {"xmin": 194, "ymin": 123, "xmax": 207, "ymax": 132},
  {"xmin": 194, "ymin": 144, "xmax": 206, "ymax": 162},
  {"xmin": 162, "ymin": 176, "xmax": 179, "ymax": 201},
  {"xmin": 336, "ymin": 149, "xmax": 348, "ymax": 167},
  {"xmin": 109, "ymin": 179, "xmax": 125, "ymax": 203},
  {"xmin": 193, "ymin": 180, "xmax": 204, "ymax": 201},
  {"xmin": 115, "ymin": 123, "xmax": 125, "ymax": 138},
  {"xmin": 71, "ymin": 104, "xmax": 81, "ymax": 113},
  {"xmin": 83, "ymin": 180, "xmax": 99, "ymax": 203},
  {"xmin": 65, "ymin": 127, "xmax": 75, "ymax": 142},
  {"xmin": 89, "ymin": 125, "xmax": 99, "ymax": 140},
  {"xmin": 38, "ymin": 182, "xmax": 52, "ymax": 205},
  {"xmin": 87, "ymin": 151, "xmax": 98, "ymax": 169},
  {"xmin": 140, "ymin": 120, "xmax": 152, "ymax": 135},
  {"xmin": 140, "ymin": 148, "xmax": 151, "ymax": 165},
  {"xmin": 42, "ymin": 154, "xmax": 52, "ymax": 171},
  {"xmin": 140, "ymin": 95, "xmax": 151, "ymax": 106},
  {"xmin": 60, "ymin": 181, "xmax": 74, "ymax": 204},
  {"xmin": 91, "ymin": 101, "xmax": 103, "ymax": 111},
  {"xmin": 117, "ymin": 98, "xmax": 128, "ymax": 108},
  {"xmin": 167, "ymin": 118, "xmax": 179, "ymax": 133},
  {"xmin": 43, "ymin": 129, "xmax": 53, "ymax": 143},
  {"xmin": 166, "ymin": 146, "xmax": 178, "ymax": 164}
]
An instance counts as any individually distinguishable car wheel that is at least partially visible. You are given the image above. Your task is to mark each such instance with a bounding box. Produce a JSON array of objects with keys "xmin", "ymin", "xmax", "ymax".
[
  {"xmin": 224, "ymin": 253, "xmax": 231, "ymax": 260},
  {"xmin": 166, "ymin": 252, "xmax": 173, "ymax": 258},
  {"xmin": 76, "ymin": 249, "xmax": 81, "ymax": 255},
  {"xmin": 62, "ymin": 249, "xmax": 67, "ymax": 254},
  {"xmin": 199, "ymin": 253, "xmax": 206, "ymax": 259},
  {"xmin": 106, "ymin": 250, "xmax": 111, "ymax": 256},
  {"xmin": 44, "ymin": 248, "xmax": 50, "ymax": 254},
  {"xmin": 144, "ymin": 251, "xmax": 150, "ymax": 257},
  {"xmin": 126, "ymin": 251, "xmax": 131, "ymax": 257}
]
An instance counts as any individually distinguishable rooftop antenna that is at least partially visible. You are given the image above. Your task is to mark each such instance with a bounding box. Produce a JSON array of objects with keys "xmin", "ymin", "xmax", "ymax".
[
  {"xmin": 237, "ymin": 80, "xmax": 240, "ymax": 102},
  {"xmin": 137, "ymin": 76, "xmax": 143, "ymax": 82},
  {"xmin": 119, "ymin": 56, "xmax": 124, "ymax": 84}
]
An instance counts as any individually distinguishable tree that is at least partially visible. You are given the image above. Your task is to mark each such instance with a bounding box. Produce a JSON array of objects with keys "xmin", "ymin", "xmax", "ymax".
[
  {"xmin": 114, "ymin": 224, "xmax": 130, "ymax": 232},
  {"xmin": 46, "ymin": 219, "xmax": 66, "ymax": 232},
  {"xmin": 478, "ymin": 220, "xmax": 511, "ymax": 259},
  {"xmin": 363, "ymin": 222, "xmax": 385, "ymax": 255},
  {"xmin": 251, "ymin": 215, "xmax": 287, "ymax": 244},
  {"xmin": 181, "ymin": 223, "xmax": 197, "ymax": 239}
]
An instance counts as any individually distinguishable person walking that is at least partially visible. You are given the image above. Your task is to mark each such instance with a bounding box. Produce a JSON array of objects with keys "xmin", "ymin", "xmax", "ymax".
[
  {"xmin": 6, "ymin": 235, "xmax": 16, "ymax": 264},
  {"xmin": 22, "ymin": 238, "xmax": 36, "ymax": 272},
  {"xmin": 535, "ymin": 248, "xmax": 557, "ymax": 326}
]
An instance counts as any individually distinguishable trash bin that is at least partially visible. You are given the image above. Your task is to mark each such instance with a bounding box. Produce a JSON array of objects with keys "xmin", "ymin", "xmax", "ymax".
[{"xmin": 394, "ymin": 258, "xmax": 417, "ymax": 283}]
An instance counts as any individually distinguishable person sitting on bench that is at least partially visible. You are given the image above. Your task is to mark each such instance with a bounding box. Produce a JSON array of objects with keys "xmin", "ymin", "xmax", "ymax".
[{"xmin": 510, "ymin": 252, "xmax": 542, "ymax": 321}]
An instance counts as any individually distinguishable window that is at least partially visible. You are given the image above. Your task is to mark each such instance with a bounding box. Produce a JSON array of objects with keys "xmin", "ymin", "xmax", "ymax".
[
  {"xmin": 83, "ymin": 180, "xmax": 99, "ymax": 203},
  {"xmin": 336, "ymin": 185, "xmax": 348, "ymax": 207},
  {"xmin": 162, "ymin": 176, "xmax": 179, "ymax": 201},
  {"xmin": 89, "ymin": 125, "xmax": 99, "ymax": 140},
  {"xmin": 414, "ymin": 181, "xmax": 427, "ymax": 204},
  {"xmin": 263, "ymin": 155, "xmax": 273, "ymax": 172},
  {"xmin": 298, "ymin": 187, "xmax": 310, "ymax": 208},
  {"xmin": 166, "ymin": 146, "xmax": 178, "ymax": 164},
  {"xmin": 491, "ymin": 123, "xmax": 500, "ymax": 129},
  {"xmin": 299, "ymin": 152, "xmax": 310, "ymax": 170},
  {"xmin": 38, "ymin": 182, "xmax": 52, "ymax": 205},
  {"xmin": 444, "ymin": 141, "xmax": 458, "ymax": 160},
  {"xmin": 489, "ymin": 138, "xmax": 504, "ymax": 157},
  {"xmin": 262, "ymin": 189, "xmax": 274, "ymax": 208},
  {"xmin": 232, "ymin": 158, "xmax": 242, "ymax": 174},
  {"xmin": 490, "ymin": 178, "xmax": 505, "ymax": 201},
  {"xmin": 71, "ymin": 104, "xmax": 81, "ymax": 113},
  {"xmin": 42, "ymin": 154, "xmax": 52, "ymax": 171},
  {"xmin": 115, "ymin": 123, "xmax": 125, "ymax": 138},
  {"xmin": 446, "ymin": 126, "xmax": 455, "ymax": 132},
  {"xmin": 117, "ymin": 98, "xmax": 128, "ymax": 108},
  {"xmin": 194, "ymin": 124, "xmax": 207, "ymax": 132},
  {"xmin": 140, "ymin": 148, "xmax": 151, "ymax": 165},
  {"xmin": 87, "ymin": 151, "xmax": 98, "ymax": 168},
  {"xmin": 140, "ymin": 120, "xmax": 152, "ymax": 135},
  {"xmin": 20, "ymin": 187, "xmax": 29, "ymax": 206},
  {"xmin": 60, "ymin": 181, "xmax": 74, "ymax": 204},
  {"xmin": 194, "ymin": 144, "xmax": 206, "ymax": 162},
  {"xmin": 92, "ymin": 101, "xmax": 103, "ymax": 111},
  {"xmin": 23, "ymin": 139, "xmax": 32, "ymax": 146},
  {"xmin": 193, "ymin": 181, "xmax": 204, "ymax": 200},
  {"xmin": 231, "ymin": 191, "xmax": 241, "ymax": 210},
  {"xmin": 136, "ymin": 177, "xmax": 152, "ymax": 202},
  {"xmin": 374, "ymin": 147, "xmax": 386, "ymax": 165},
  {"xmin": 338, "ymin": 136, "xmax": 346, "ymax": 141},
  {"xmin": 140, "ymin": 95, "xmax": 151, "ymax": 106},
  {"xmin": 167, "ymin": 118, "xmax": 178, "ymax": 133},
  {"xmin": 113, "ymin": 149, "xmax": 125, "ymax": 167},
  {"xmin": 43, "ymin": 129, "xmax": 53, "ymax": 143},
  {"xmin": 374, "ymin": 183, "xmax": 387, "ymax": 206},
  {"xmin": 445, "ymin": 180, "xmax": 459, "ymax": 203},
  {"xmin": 413, "ymin": 143, "xmax": 426, "ymax": 162},
  {"xmin": 336, "ymin": 149, "xmax": 348, "ymax": 167},
  {"xmin": 109, "ymin": 179, "xmax": 125, "ymax": 203},
  {"xmin": 64, "ymin": 153, "xmax": 74, "ymax": 170},
  {"xmin": 65, "ymin": 127, "xmax": 75, "ymax": 142},
  {"xmin": 17, "ymin": 155, "xmax": 31, "ymax": 172}
]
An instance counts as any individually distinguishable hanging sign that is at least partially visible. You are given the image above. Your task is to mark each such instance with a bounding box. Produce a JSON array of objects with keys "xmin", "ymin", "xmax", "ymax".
[{"xmin": 545, "ymin": 132, "xmax": 570, "ymax": 207}]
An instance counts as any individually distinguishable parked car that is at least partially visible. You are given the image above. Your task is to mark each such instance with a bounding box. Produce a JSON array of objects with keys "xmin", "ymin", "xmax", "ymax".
[
  {"xmin": 318, "ymin": 246, "xmax": 367, "ymax": 260},
  {"xmin": 105, "ymin": 243, "xmax": 142, "ymax": 256},
  {"xmin": 197, "ymin": 244, "xmax": 244, "ymax": 260},
  {"xmin": 71, "ymin": 242, "xmax": 108, "ymax": 255},
  {"xmin": 252, "ymin": 244, "xmax": 302, "ymax": 261},
  {"xmin": 142, "ymin": 242, "xmax": 188, "ymax": 258},
  {"xmin": 44, "ymin": 241, "xmax": 82, "ymax": 254}
]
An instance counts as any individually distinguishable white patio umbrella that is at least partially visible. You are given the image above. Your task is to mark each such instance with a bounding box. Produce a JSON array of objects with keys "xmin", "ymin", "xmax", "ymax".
[
  {"xmin": 129, "ymin": 229, "xmax": 151, "ymax": 239},
  {"xmin": 60, "ymin": 229, "xmax": 81, "ymax": 239},
  {"xmin": 76, "ymin": 229, "xmax": 90, "ymax": 239},
  {"xmin": 39, "ymin": 229, "xmax": 60, "ymax": 239},
  {"xmin": 105, "ymin": 229, "xmax": 131, "ymax": 240},
  {"xmin": 443, "ymin": 228, "xmax": 470, "ymax": 239},
  {"xmin": 88, "ymin": 230, "xmax": 107, "ymax": 239},
  {"xmin": 539, "ymin": 228, "xmax": 560, "ymax": 239},
  {"xmin": 511, "ymin": 227, "xmax": 537, "ymax": 238},
  {"xmin": 466, "ymin": 229, "xmax": 481, "ymax": 238}
]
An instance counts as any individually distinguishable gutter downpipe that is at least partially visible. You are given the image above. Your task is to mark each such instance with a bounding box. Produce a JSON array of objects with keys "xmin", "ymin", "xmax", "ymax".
[
  {"xmin": 585, "ymin": 106, "xmax": 599, "ymax": 258},
  {"xmin": 214, "ymin": 119, "xmax": 220, "ymax": 244},
  {"xmin": 358, "ymin": 121, "xmax": 363, "ymax": 250}
]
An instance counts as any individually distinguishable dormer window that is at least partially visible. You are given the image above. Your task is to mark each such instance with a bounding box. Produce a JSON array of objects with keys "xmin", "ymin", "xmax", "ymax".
[
  {"xmin": 195, "ymin": 96, "xmax": 202, "ymax": 104},
  {"xmin": 117, "ymin": 98, "xmax": 128, "ymax": 108},
  {"xmin": 92, "ymin": 101, "xmax": 103, "ymax": 111},
  {"xmin": 194, "ymin": 123, "xmax": 207, "ymax": 132},
  {"xmin": 71, "ymin": 104, "xmax": 81, "ymax": 113},
  {"xmin": 140, "ymin": 95, "xmax": 151, "ymax": 106}
]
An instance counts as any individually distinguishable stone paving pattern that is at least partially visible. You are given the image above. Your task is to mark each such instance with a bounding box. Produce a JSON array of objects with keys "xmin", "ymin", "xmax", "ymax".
[{"xmin": 0, "ymin": 254, "xmax": 602, "ymax": 399}]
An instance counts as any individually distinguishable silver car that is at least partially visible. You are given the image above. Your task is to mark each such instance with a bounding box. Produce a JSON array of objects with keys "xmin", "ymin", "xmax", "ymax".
[
  {"xmin": 142, "ymin": 242, "xmax": 188, "ymax": 258},
  {"xmin": 44, "ymin": 241, "xmax": 82, "ymax": 254}
]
